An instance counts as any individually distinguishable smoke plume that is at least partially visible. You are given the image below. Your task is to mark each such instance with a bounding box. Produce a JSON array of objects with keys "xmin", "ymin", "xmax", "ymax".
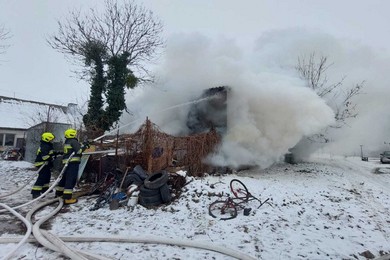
[{"xmin": 123, "ymin": 29, "xmax": 389, "ymax": 168}]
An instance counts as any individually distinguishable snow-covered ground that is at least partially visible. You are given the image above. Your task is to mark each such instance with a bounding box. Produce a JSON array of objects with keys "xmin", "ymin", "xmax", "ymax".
[{"xmin": 0, "ymin": 155, "xmax": 389, "ymax": 259}]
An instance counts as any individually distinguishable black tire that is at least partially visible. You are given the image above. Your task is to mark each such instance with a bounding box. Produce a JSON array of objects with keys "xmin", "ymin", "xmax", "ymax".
[
  {"xmin": 144, "ymin": 171, "xmax": 169, "ymax": 189},
  {"xmin": 123, "ymin": 174, "xmax": 144, "ymax": 188},
  {"xmin": 230, "ymin": 179, "xmax": 250, "ymax": 202},
  {"xmin": 209, "ymin": 200, "xmax": 237, "ymax": 220},
  {"xmin": 159, "ymin": 184, "xmax": 172, "ymax": 203},
  {"xmin": 133, "ymin": 165, "xmax": 148, "ymax": 180},
  {"xmin": 139, "ymin": 193, "xmax": 163, "ymax": 207},
  {"xmin": 139, "ymin": 184, "xmax": 160, "ymax": 197}
]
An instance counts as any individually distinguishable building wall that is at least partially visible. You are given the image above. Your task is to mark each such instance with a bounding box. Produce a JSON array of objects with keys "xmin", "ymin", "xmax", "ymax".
[
  {"xmin": 25, "ymin": 123, "xmax": 71, "ymax": 163},
  {"xmin": 0, "ymin": 96, "xmax": 79, "ymax": 159},
  {"xmin": 0, "ymin": 128, "xmax": 25, "ymax": 152}
]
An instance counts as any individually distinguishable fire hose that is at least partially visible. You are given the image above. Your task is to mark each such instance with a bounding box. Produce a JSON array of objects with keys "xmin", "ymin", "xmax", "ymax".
[
  {"xmin": 0, "ymin": 202, "xmax": 32, "ymax": 260},
  {"xmin": 1, "ymin": 188, "xmax": 257, "ymax": 260},
  {"xmin": 0, "ymin": 153, "xmax": 74, "ymax": 214},
  {"xmin": 0, "ymin": 163, "xmax": 47, "ymax": 199},
  {"xmin": 25, "ymin": 198, "xmax": 110, "ymax": 260},
  {"xmin": 1, "ymin": 195, "xmax": 257, "ymax": 260},
  {"xmin": 0, "ymin": 94, "xmax": 258, "ymax": 259}
]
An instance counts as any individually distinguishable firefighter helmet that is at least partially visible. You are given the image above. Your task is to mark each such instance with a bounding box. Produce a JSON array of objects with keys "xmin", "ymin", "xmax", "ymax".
[
  {"xmin": 41, "ymin": 132, "xmax": 55, "ymax": 142},
  {"xmin": 64, "ymin": 128, "xmax": 77, "ymax": 139}
]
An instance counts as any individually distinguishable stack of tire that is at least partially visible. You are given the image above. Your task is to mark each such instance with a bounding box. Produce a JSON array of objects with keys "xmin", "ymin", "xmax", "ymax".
[{"xmin": 139, "ymin": 170, "xmax": 171, "ymax": 207}]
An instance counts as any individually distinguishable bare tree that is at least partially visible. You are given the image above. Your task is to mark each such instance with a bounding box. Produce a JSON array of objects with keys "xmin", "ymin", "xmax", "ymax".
[
  {"xmin": 296, "ymin": 52, "xmax": 364, "ymax": 129},
  {"xmin": 0, "ymin": 25, "xmax": 11, "ymax": 57},
  {"xmin": 47, "ymin": 0, "xmax": 164, "ymax": 138},
  {"xmin": 288, "ymin": 53, "xmax": 365, "ymax": 162},
  {"xmin": 47, "ymin": 0, "xmax": 164, "ymax": 83},
  {"xmin": 25, "ymin": 105, "xmax": 64, "ymax": 131}
]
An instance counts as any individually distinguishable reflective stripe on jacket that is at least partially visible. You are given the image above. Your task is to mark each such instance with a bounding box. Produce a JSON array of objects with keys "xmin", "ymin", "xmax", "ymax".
[
  {"xmin": 34, "ymin": 140, "xmax": 54, "ymax": 167},
  {"xmin": 62, "ymin": 138, "xmax": 82, "ymax": 164}
]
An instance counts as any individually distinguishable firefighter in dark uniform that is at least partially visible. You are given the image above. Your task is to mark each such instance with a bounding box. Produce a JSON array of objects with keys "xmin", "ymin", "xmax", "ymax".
[
  {"xmin": 55, "ymin": 128, "xmax": 88, "ymax": 204},
  {"xmin": 31, "ymin": 132, "xmax": 56, "ymax": 199}
]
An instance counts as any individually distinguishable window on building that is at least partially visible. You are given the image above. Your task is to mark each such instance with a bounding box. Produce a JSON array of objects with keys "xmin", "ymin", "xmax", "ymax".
[
  {"xmin": 0, "ymin": 134, "xmax": 3, "ymax": 146},
  {"xmin": 4, "ymin": 134, "xmax": 15, "ymax": 146}
]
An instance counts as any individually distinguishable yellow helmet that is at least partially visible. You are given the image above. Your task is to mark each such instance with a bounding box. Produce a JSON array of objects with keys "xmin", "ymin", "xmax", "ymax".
[
  {"xmin": 64, "ymin": 128, "xmax": 77, "ymax": 139},
  {"xmin": 42, "ymin": 132, "xmax": 55, "ymax": 142}
]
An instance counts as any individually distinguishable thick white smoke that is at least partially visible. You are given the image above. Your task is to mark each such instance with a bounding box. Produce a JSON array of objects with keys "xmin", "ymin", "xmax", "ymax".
[
  {"xmin": 251, "ymin": 29, "xmax": 390, "ymax": 157},
  {"xmin": 209, "ymin": 75, "xmax": 334, "ymax": 168},
  {"xmin": 124, "ymin": 30, "xmax": 390, "ymax": 168}
]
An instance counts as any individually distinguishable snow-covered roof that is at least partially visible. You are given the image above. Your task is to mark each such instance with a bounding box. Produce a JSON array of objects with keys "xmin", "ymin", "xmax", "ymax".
[{"xmin": 0, "ymin": 96, "xmax": 70, "ymax": 129}]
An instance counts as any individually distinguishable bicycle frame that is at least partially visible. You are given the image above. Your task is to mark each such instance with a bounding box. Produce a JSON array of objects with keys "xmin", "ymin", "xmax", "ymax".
[
  {"xmin": 209, "ymin": 197, "xmax": 238, "ymax": 220},
  {"xmin": 209, "ymin": 179, "xmax": 271, "ymax": 220}
]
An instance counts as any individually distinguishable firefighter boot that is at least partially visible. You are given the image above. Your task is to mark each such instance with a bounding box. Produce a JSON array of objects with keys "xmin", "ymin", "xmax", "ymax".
[
  {"xmin": 64, "ymin": 198, "xmax": 78, "ymax": 205},
  {"xmin": 31, "ymin": 190, "xmax": 41, "ymax": 199}
]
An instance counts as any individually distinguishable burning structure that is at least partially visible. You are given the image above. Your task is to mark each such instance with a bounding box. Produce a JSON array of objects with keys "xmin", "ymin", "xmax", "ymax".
[
  {"xmin": 186, "ymin": 86, "xmax": 229, "ymax": 135},
  {"xmin": 83, "ymin": 87, "xmax": 229, "ymax": 179}
]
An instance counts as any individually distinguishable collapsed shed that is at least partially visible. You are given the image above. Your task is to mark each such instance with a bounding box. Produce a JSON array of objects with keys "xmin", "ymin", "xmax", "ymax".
[{"xmin": 85, "ymin": 118, "xmax": 221, "ymax": 180}]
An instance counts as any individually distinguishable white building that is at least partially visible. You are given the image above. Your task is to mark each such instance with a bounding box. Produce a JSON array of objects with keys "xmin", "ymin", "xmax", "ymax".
[{"xmin": 0, "ymin": 96, "xmax": 79, "ymax": 161}]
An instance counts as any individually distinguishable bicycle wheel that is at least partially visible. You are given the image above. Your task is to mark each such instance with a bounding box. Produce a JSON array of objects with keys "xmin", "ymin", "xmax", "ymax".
[
  {"xmin": 230, "ymin": 179, "xmax": 250, "ymax": 202},
  {"xmin": 209, "ymin": 200, "xmax": 237, "ymax": 220}
]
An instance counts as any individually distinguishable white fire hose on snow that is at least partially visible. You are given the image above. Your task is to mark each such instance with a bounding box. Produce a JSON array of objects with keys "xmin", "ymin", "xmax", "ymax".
[
  {"xmin": 0, "ymin": 152, "xmax": 74, "ymax": 213},
  {"xmin": 0, "ymin": 96, "xmax": 259, "ymax": 259},
  {"xmin": 0, "ymin": 163, "xmax": 47, "ymax": 199},
  {"xmin": 1, "ymin": 195, "xmax": 257, "ymax": 260}
]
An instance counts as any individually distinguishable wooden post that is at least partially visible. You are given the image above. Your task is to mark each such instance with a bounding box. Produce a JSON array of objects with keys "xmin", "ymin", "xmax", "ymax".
[{"xmin": 145, "ymin": 118, "xmax": 153, "ymax": 173}]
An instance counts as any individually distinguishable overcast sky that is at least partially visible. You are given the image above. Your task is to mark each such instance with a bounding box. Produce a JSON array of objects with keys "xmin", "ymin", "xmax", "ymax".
[{"xmin": 0, "ymin": 0, "xmax": 389, "ymax": 105}]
